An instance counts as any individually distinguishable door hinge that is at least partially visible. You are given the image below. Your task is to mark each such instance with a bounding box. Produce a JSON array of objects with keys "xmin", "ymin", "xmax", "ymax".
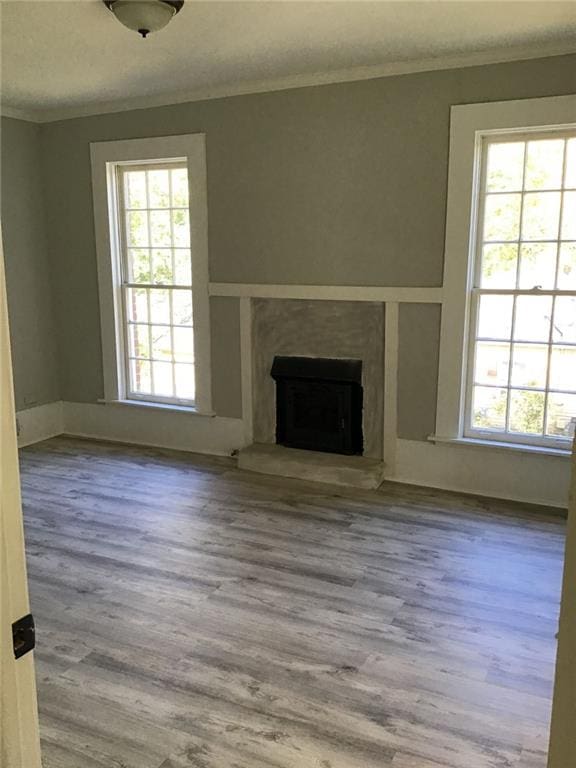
[{"xmin": 12, "ymin": 613, "xmax": 35, "ymax": 659}]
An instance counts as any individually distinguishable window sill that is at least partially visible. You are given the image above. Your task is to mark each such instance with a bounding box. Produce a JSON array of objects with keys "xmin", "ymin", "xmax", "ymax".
[
  {"xmin": 97, "ymin": 399, "xmax": 215, "ymax": 417},
  {"xmin": 428, "ymin": 434, "xmax": 572, "ymax": 459}
]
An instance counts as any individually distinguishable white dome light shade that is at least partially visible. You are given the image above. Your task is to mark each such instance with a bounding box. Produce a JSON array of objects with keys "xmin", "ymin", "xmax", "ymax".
[{"xmin": 104, "ymin": 1, "xmax": 184, "ymax": 38}]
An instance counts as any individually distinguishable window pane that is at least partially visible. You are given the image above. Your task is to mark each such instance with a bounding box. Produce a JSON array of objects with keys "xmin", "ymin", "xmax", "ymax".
[
  {"xmin": 474, "ymin": 342, "xmax": 509, "ymax": 386},
  {"xmin": 565, "ymin": 139, "xmax": 576, "ymax": 189},
  {"xmin": 128, "ymin": 324, "xmax": 150, "ymax": 359},
  {"xmin": 119, "ymin": 162, "xmax": 194, "ymax": 407},
  {"xmin": 524, "ymin": 139, "xmax": 565, "ymax": 191},
  {"xmin": 521, "ymin": 192, "xmax": 561, "ymax": 241},
  {"xmin": 151, "ymin": 249, "xmax": 173, "ymax": 285},
  {"xmin": 513, "ymin": 295, "xmax": 552, "ymax": 342},
  {"xmin": 480, "ymin": 244, "xmax": 517, "ymax": 288},
  {"xmin": 172, "ymin": 210, "xmax": 190, "ymax": 247},
  {"xmin": 149, "ymin": 289, "xmax": 170, "ymax": 325},
  {"xmin": 125, "ymin": 171, "xmax": 146, "ymax": 209},
  {"xmin": 151, "ymin": 326, "xmax": 172, "ymax": 361},
  {"xmin": 127, "ymin": 211, "xmax": 148, "ymax": 247},
  {"xmin": 561, "ymin": 191, "xmax": 576, "ymax": 240},
  {"xmin": 547, "ymin": 392, "xmax": 576, "ymax": 439},
  {"xmin": 509, "ymin": 389, "xmax": 544, "ymax": 435},
  {"xmin": 550, "ymin": 347, "xmax": 576, "ymax": 392},
  {"xmin": 469, "ymin": 134, "xmax": 576, "ymax": 446},
  {"xmin": 472, "ymin": 386, "xmax": 507, "ymax": 431},
  {"xmin": 174, "ymin": 249, "xmax": 192, "ymax": 285},
  {"xmin": 130, "ymin": 359, "xmax": 151, "ymax": 394},
  {"xmin": 126, "ymin": 288, "xmax": 149, "ymax": 323},
  {"xmin": 477, "ymin": 295, "xmax": 513, "ymax": 340},
  {"xmin": 483, "ymin": 194, "xmax": 521, "ymax": 241},
  {"xmin": 517, "ymin": 243, "xmax": 557, "ymax": 289},
  {"xmin": 173, "ymin": 326, "xmax": 194, "ymax": 363},
  {"xmin": 171, "ymin": 168, "xmax": 189, "ymax": 207},
  {"xmin": 147, "ymin": 169, "xmax": 170, "ymax": 208},
  {"xmin": 150, "ymin": 210, "xmax": 171, "ymax": 247},
  {"xmin": 175, "ymin": 363, "xmax": 195, "ymax": 400},
  {"xmin": 173, "ymin": 291, "xmax": 193, "ymax": 326},
  {"xmin": 128, "ymin": 248, "xmax": 151, "ymax": 284},
  {"xmin": 553, "ymin": 297, "xmax": 576, "ymax": 345},
  {"xmin": 152, "ymin": 361, "xmax": 173, "ymax": 397},
  {"xmin": 558, "ymin": 243, "xmax": 576, "ymax": 289},
  {"xmin": 485, "ymin": 142, "xmax": 524, "ymax": 192},
  {"xmin": 510, "ymin": 344, "xmax": 548, "ymax": 389}
]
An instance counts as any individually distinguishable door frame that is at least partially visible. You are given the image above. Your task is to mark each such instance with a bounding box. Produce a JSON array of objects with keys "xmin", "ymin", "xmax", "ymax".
[{"xmin": 0, "ymin": 223, "xmax": 42, "ymax": 768}]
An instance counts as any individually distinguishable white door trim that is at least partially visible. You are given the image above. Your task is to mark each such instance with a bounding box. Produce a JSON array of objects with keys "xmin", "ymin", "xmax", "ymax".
[{"xmin": 0, "ymin": 223, "xmax": 42, "ymax": 768}]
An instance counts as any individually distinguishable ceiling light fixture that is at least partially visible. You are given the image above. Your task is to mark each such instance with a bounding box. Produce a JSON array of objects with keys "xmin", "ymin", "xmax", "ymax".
[{"xmin": 103, "ymin": 0, "xmax": 184, "ymax": 39}]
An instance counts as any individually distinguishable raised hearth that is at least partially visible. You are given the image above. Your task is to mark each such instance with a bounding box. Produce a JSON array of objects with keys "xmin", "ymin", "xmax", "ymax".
[{"xmin": 237, "ymin": 443, "xmax": 385, "ymax": 489}]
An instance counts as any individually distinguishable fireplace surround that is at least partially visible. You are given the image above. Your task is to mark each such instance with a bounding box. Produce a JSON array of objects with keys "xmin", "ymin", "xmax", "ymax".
[
  {"xmin": 251, "ymin": 298, "xmax": 384, "ymax": 459},
  {"xmin": 239, "ymin": 298, "xmax": 385, "ymax": 488}
]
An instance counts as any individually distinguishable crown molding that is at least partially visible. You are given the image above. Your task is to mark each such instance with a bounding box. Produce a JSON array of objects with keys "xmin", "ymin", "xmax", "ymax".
[
  {"xmin": 2, "ymin": 43, "xmax": 575, "ymax": 125},
  {"xmin": 0, "ymin": 104, "xmax": 41, "ymax": 123}
]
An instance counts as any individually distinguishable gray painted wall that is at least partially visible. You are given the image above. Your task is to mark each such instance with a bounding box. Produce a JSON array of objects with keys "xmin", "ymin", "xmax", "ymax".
[
  {"xmin": 3, "ymin": 54, "xmax": 575, "ymax": 436},
  {"xmin": 37, "ymin": 53, "xmax": 575, "ymax": 428},
  {"xmin": 398, "ymin": 304, "xmax": 442, "ymax": 441},
  {"xmin": 1, "ymin": 117, "xmax": 60, "ymax": 411},
  {"xmin": 210, "ymin": 296, "xmax": 242, "ymax": 418}
]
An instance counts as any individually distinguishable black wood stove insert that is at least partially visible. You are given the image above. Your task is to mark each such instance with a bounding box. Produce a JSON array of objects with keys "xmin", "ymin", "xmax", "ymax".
[{"xmin": 271, "ymin": 356, "xmax": 363, "ymax": 456}]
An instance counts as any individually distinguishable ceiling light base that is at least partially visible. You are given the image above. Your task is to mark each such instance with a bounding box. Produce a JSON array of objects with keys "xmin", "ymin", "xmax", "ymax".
[{"xmin": 103, "ymin": 1, "xmax": 184, "ymax": 38}]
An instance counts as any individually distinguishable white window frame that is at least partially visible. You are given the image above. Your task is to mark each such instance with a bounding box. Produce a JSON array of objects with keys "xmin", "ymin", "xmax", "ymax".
[
  {"xmin": 435, "ymin": 94, "xmax": 576, "ymax": 453},
  {"xmin": 90, "ymin": 134, "xmax": 213, "ymax": 415}
]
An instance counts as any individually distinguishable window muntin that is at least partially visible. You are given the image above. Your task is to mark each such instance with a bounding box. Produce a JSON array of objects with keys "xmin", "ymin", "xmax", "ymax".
[
  {"xmin": 466, "ymin": 133, "xmax": 576, "ymax": 447},
  {"xmin": 116, "ymin": 161, "xmax": 196, "ymax": 405}
]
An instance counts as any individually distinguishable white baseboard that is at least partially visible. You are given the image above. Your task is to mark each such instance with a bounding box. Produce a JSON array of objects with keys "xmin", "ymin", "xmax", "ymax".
[
  {"xmin": 392, "ymin": 438, "xmax": 571, "ymax": 509},
  {"xmin": 16, "ymin": 401, "xmax": 64, "ymax": 448},
  {"xmin": 16, "ymin": 403, "xmax": 571, "ymax": 507},
  {"xmin": 62, "ymin": 401, "xmax": 244, "ymax": 457}
]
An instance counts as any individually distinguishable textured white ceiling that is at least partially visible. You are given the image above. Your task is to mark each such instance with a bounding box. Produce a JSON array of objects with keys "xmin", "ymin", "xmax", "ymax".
[{"xmin": 1, "ymin": 0, "xmax": 575, "ymax": 121}]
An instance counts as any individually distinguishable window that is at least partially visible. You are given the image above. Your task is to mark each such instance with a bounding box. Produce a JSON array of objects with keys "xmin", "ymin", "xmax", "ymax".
[
  {"xmin": 90, "ymin": 134, "xmax": 212, "ymax": 414},
  {"xmin": 436, "ymin": 95, "xmax": 576, "ymax": 453},
  {"xmin": 466, "ymin": 133, "xmax": 576, "ymax": 448},
  {"xmin": 117, "ymin": 162, "xmax": 195, "ymax": 405}
]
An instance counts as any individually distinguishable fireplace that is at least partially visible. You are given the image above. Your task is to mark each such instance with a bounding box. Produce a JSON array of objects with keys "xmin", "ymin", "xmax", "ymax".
[{"xmin": 271, "ymin": 356, "xmax": 363, "ymax": 455}]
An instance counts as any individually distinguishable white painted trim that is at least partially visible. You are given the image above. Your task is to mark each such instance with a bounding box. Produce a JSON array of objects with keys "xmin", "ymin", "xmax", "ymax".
[
  {"xmin": 392, "ymin": 438, "xmax": 572, "ymax": 509},
  {"xmin": 90, "ymin": 133, "xmax": 213, "ymax": 414},
  {"xmin": 0, "ymin": 221, "xmax": 42, "ymax": 768},
  {"xmin": 383, "ymin": 302, "xmax": 398, "ymax": 474},
  {"xmin": 13, "ymin": 400, "xmax": 572, "ymax": 506},
  {"xmin": 4, "ymin": 45, "xmax": 575, "ymax": 125},
  {"xmin": 97, "ymin": 398, "xmax": 214, "ymax": 416},
  {"xmin": 239, "ymin": 297, "xmax": 254, "ymax": 445},
  {"xmin": 209, "ymin": 283, "xmax": 443, "ymax": 303},
  {"xmin": 0, "ymin": 104, "xmax": 39, "ymax": 122},
  {"xmin": 16, "ymin": 402, "xmax": 64, "ymax": 448},
  {"xmin": 61, "ymin": 402, "xmax": 244, "ymax": 457},
  {"xmin": 13, "ymin": 397, "xmax": 244, "ymax": 456},
  {"xmin": 436, "ymin": 94, "xmax": 576, "ymax": 441},
  {"xmin": 429, "ymin": 434, "xmax": 571, "ymax": 459},
  {"xmin": 90, "ymin": 150, "xmax": 124, "ymax": 404},
  {"xmin": 188, "ymin": 135, "xmax": 213, "ymax": 416}
]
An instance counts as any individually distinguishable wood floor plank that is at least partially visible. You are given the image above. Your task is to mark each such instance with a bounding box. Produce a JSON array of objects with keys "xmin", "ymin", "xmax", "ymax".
[{"xmin": 20, "ymin": 437, "xmax": 564, "ymax": 768}]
